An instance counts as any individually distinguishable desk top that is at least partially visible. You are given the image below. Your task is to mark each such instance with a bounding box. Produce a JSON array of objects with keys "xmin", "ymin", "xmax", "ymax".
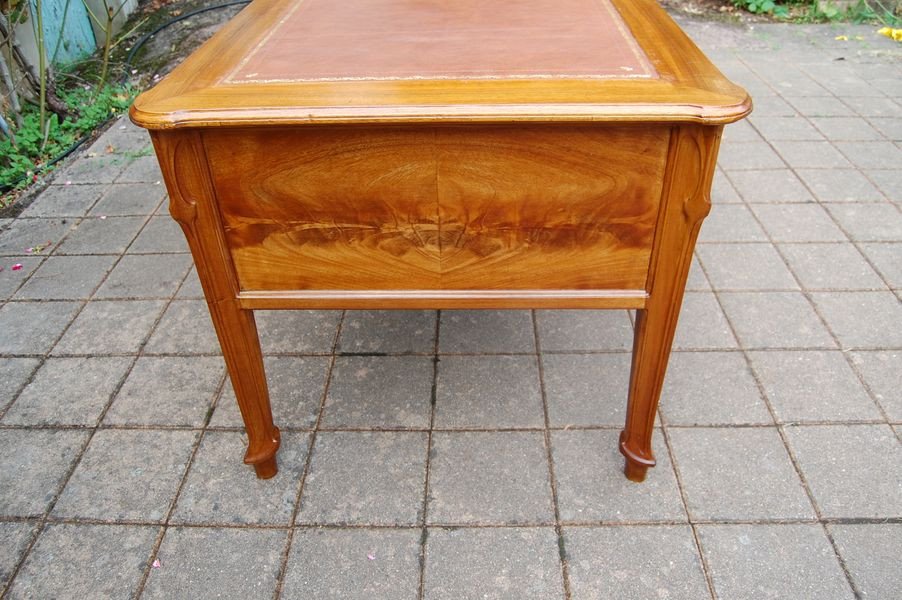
[{"xmin": 131, "ymin": 0, "xmax": 750, "ymax": 129}]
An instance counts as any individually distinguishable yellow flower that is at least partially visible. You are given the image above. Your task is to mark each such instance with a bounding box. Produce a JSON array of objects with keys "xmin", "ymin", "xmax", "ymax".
[{"xmin": 877, "ymin": 27, "xmax": 902, "ymax": 42}]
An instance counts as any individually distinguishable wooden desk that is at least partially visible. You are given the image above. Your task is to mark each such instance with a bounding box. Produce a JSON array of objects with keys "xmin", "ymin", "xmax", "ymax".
[{"xmin": 131, "ymin": 0, "xmax": 750, "ymax": 482}]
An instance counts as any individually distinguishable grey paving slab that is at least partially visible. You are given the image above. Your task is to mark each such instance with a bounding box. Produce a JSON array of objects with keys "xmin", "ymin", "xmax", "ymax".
[
  {"xmin": 869, "ymin": 117, "xmax": 902, "ymax": 141},
  {"xmin": 3, "ymin": 357, "xmax": 132, "ymax": 426},
  {"xmin": 717, "ymin": 142, "xmax": 786, "ymax": 171},
  {"xmin": 829, "ymin": 524, "xmax": 902, "ymax": 600},
  {"xmin": 727, "ymin": 169, "xmax": 815, "ymax": 203},
  {"xmin": 337, "ymin": 310, "xmax": 436, "ymax": 354},
  {"xmin": 94, "ymin": 254, "xmax": 192, "ymax": 299},
  {"xmin": 53, "ymin": 299, "xmax": 166, "ymax": 355},
  {"xmin": 751, "ymin": 203, "xmax": 848, "ymax": 242},
  {"xmin": 672, "ymin": 292, "xmax": 738, "ymax": 350},
  {"xmin": 686, "ymin": 255, "xmax": 710, "ymax": 291},
  {"xmin": 797, "ymin": 169, "xmax": 886, "ymax": 203},
  {"xmin": 749, "ymin": 351, "xmax": 880, "ymax": 423},
  {"xmin": 721, "ymin": 119, "xmax": 761, "ymax": 143},
  {"xmin": 19, "ymin": 184, "xmax": 105, "ymax": 217},
  {"xmin": 213, "ymin": 356, "xmax": 329, "ymax": 428},
  {"xmin": 175, "ymin": 266, "xmax": 203, "ymax": 298},
  {"xmin": 747, "ymin": 115, "xmax": 823, "ymax": 140},
  {"xmin": 89, "ymin": 182, "xmax": 166, "ymax": 216},
  {"xmin": 0, "ymin": 522, "xmax": 37, "ymax": 590},
  {"xmin": 423, "ymin": 527, "xmax": 564, "ymax": 600},
  {"xmin": 697, "ymin": 204, "xmax": 768, "ymax": 243},
  {"xmin": 849, "ymin": 351, "xmax": 902, "ymax": 421},
  {"xmin": 0, "ymin": 301, "xmax": 81, "ymax": 354},
  {"xmin": 53, "ymin": 429, "xmax": 199, "ymax": 522},
  {"xmin": 787, "ymin": 96, "xmax": 856, "ymax": 117},
  {"xmin": 811, "ymin": 291, "xmax": 902, "ymax": 349},
  {"xmin": 711, "ymin": 168, "xmax": 743, "ymax": 204},
  {"xmin": 536, "ymin": 309, "xmax": 634, "ymax": 352},
  {"xmin": 0, "ymin": 218, "xmax": 71, "ymax": 256},
  {"xmin": 255, "ymin": 310, "xmax": 342, "ymax": 354},
  {"xmin": 13, "ymin": 255, "xmax": 116, "ymax": 300},
  {"xmin": 281, "ymin": 528, "xmax": 421, "ymax": 600},
  {"xmin": 4, "ymin": 524, "xmax": 157, "ymax": 600},
  {"xmin": 772, "ymin": 141, "xmax": 852, "ymax": 169},
  {"xmin": 660, "ymin": 351, "xmax": 772, "ymax": 426},
  {"xmin": 127, "ymin": 216, "xmax": 188, "ymax": 253},
  {"xmin": 172, "ymin": 431, "xmax": 309, "ymax": 525},
  {"xmin": 826, "ymin": 204, "xmax": 902, "ymax": 242},
  {"xmin": 0, "ymin": 357, "xmax": 41, "ymax": 413},
  {"xmin": 564, "ymin": 525, "xmax": 710, "ymax": 600},
  {"xmin": 297, "ymin": 432, "xmax": 427, "ymax": 525},
  {"xmin": 541, "ymin": 353, "xmax": 630, "ymax": 427},
  {"xmin": 719, "ymin": 291, "xmax": 835, "ymax": 349},
  {"xmin": 780, "ymin": 243, "xmax": 885, "ymax": 291},
  {"xmin": 144, "ymin": 300, "xmax": 219, "ymax": 355},
  {"xmin": 55, "ymin": 155, "xmax": 126, "ymax": 184},
  {"xmin": 866, "ymin": 170, "xmax": 902, "ymax": 204},
  {"xmin": 697, "ymin": 243, "xmax": 798, "ymax": 291},
  {"xmin": 55, "ymin": 216, "xmax": 145, "ymax": 255},
  {"xmin": 698, "ymin": 524, "xmax": 854, "ymax": 600},
  {"xmin": 427, "ymin": 431, "xmax": 554, "ymax": 525},
  {"xmin": 142, "ymin": 527, "xmax": 285, "ymax": 599},
  {"xmin": 115, "ymin": 155, "xmax": 163, "ymax": 183},
  {"xmin": 551, "ymin": 429, "xmax": 686, "ymax": 522},
  {"xmin": 434, "ymin": 355, "xmax": 544, "ymax": 429},
  {"xmin": 0, "ymin": 256, "xmax": 43, "ymax": 301},
  {"xmin": 836, "ymin": 141, "xmax": 902, "ymax": 170},
  {"xmin": 746, "ymin": 96, "xmax": 797, "ymax": 117},
  {"xmin": 668, "ymin": 427, "xmax": 814, "ymax": 520},
  {"xmin": 438, "ymin": 310, "xmax": 535, "ymax": 353},
  {"xmin": 810, "ymin": 116, "xmax": 883, "ymax": 141},
  {"xmin": 104, "ymin": 356, "xmax": 223, "ymax": 426},
  {"xmin": 0, "ymin": 429, "xmax": 88, "ymax": 517},
  {"xmin": 783, "ymin": 424, "xmax": 902, "ymax": 519},
  {"xmin": 859, "ymin": 243, "xmax": 902, "ymax": 289}
]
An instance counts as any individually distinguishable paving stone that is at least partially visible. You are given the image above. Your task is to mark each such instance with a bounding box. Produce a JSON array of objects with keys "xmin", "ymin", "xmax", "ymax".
[
  {"xmin": 660, "ymin": 351, "xmax": 772, "ymax": 425},
  {"xmin": 829, "ymin": 524, "xmax": 902, "ymax": 600},
  {"xmin": 0, "ymin": 256, "xmax": 43, "ymax": 301},
  {"xmin": 744, "ymin": 95, "xmax": 798, "ymax": 117},
  {"xmin": 94, "ymin": 254, "xmax": 192, "ymax": 298},
  {"xmin": 14, "ymin": 255, "xmax": 116, "ymax": 300},
  {"xmin": 0, "ymin": 429, "xmax": 88, "ymax": 516},
  {"xmin": 536, "ymin": 309, "xmax": 633, "ymax": 352},
  {"xmin": 835, "ymin": 141, "xmax": 902, "ymax": 170},
  {"xmin": 673, "ymin": 292, "xmax": 738, "ymax": 350},
  {"xmin": 787, "ymin": 96, "xmax": 855, "ymax": 117},
  {"xmin": 175, "ymin": 266, "xmax": 203, "ymax": 298},
  {"xmin": 255, "ymin": 310, "xmax": 342, "ymax": 354},
  {"xmin": 3, "ymin": 357, "xmax": 131, "ymax": 426},
  {"xmin": 868, "ymin": 117, "xmax": 902, "ymax": 141},
  {"xmin": 434, "ymin": 355, "xmax": 542, "ymax": 428},
  {"xmin": 19, "ymin": 184, "xmax": 105, "ymax": 217},
  {"xmin": 55, "ymin": 156, "xmax": 125, "ymax": 184},
  {"xmin": 866, "ymin": 169, "xmax": 902, "ymax": 204},
  {"xmin": 843, "ymin": 95, "xmax": 901, "ymax": 118},
  {"xmin": 104, "ymin": 356, "xmax": 224, "ymax": 426},
  {"xmin": 281, "ymin": 528, "xmax": 421, "ymax": 600},
  {"xmin": 4, "ymin": 524, "xmax": 157, "ymax": 600},
  {"xmin": 810, "ymin": 117, "xmax": 883, "ymax": 141},
  {"xmin": 172, "ymin": 431, "xmax": 309, "ymax": 525},
  {"xmin": 727, "ymin": 169, "xmax": 815, "ymax": 203},
  {"xmin": 144, "ymin": 300, "xmax": 219, "ymax": 354},
  {"xmin": 721, "ymin": 119, "xmax": 761, "ymax": 143},
  {"xmin": 551, "ymin": 429, "xmax": 686, "ymax": 522},
  {"xmin": 542, "ymin": 353, "xmax": 630, "ymax": 427},
  {"xmin": 749, "ymin": 351, "xmax": 880, "ymax": 423},
  {"xmin": 565, "ymin": 525, "xmax": 709, "ymax": 600},
  {"xmin": 427, "ymin": 432, "xmax": 553, "ymax": 525},
  {"xmin": 142, "ymin": 527, "xmax": 284, "ymax": 599},
  {"xmin": 849, "ymin": 351, "xmax": 902, "ymax": 421},
  {"xmin": 797, "ymin": 169, "xmax": 886, "ymax": 202},
  {"xmin": 772, "ymin": 141, "xmax": 852, "ymax": 169},
  {"xmin": 213, "ymin": 356, "xmax": 329, "ymax": 428},
  {"xmin": 116, "ymin": 155, "xmax": 163, "ymax": 183},
  {"xmin": 784, "ymin": 424, "xmax": 902, "ymax": 518},
  {"xmin": 751, "ymin": 203, "xmax": 847, "ymax": 242},
  {"xmin": 697, "ymin": 244, "xmax": 798, "ymax": 291},
  {"xmin": 297, "ymin": 432, "xmax": 427, "ymax": 525},
  {"xmin": 0, "ymin": 357, "xmax": 41, "ymax": 413},
  {"xmin": 826, "ymin": 204, "xmax": 902, "ymax": 242},
  {"xmin": 53, "ymin": 429, "xmax": 198, "ymax": 522},
  {"xmin": 53, "ymin": 300, "xmax": 166, "ymax": 355},
  {"xmin": 719, "ymin": 292, "xmax": 835, "ymax": 349},
  {"xmin": 0, "ymin": 218, "xmax": 71, "ymax": 256},
  {"xmin": 859, "ymin": 243, "xmax": 902, "ymax": 288},
  {"xmin": 338, "ymin": 310, "xmax": 436, "ymax": 354},
  {"xmin": 55, "ymin": 216, "xmax": 145, "ymax": 255},
  {"xmin": 698, "ymin": 524, "xmax": 854, "ymax": 600},
  {"xmin": 439, "ymin": 310, "xmax": 535, "ymax": 353},
  {"xmin": 0, "ymin": 301, "xmax": 81, "ymax": 354},
  {"xmin": 697, "ymin": 204, "xmax": 768, "ymax": 242},
  {"xmin": 747, "ymin": 115, "xmax": 823, "ymax": 140},
  {"xmin": 781, "ymin": 243, "xmax": 885, "ymax": 290},
  {"xmin": 424, "ymin": 527, "xmax": 564, "ymax": 600},
  {"xmin": 323, "ymin": 355, "xmax": 433, "ymax": 429},
  {"xmin": 711, "ymin": 168, "xmax": 743, "ymax": 203},
  {"xmin": 811, "ymin": 291, "xmax": 902, "ymax": 349},
  {"xmin": 668, "ymin": 427, "xmax": 814, "ymax": 520},
  {"xmin": 0, "ymin": 522, "xmax": 37, "ymax": 589},
  {"xmin": 128, "ymin": 216, "xmax": 188, "ymax": 253},
  {"xmin": 90, "ymin": 182, "xmax": 166, "ymax": 216},
  {"xmin": 686, "ymin": 256, "xmax": 710, "ymax": 291}
]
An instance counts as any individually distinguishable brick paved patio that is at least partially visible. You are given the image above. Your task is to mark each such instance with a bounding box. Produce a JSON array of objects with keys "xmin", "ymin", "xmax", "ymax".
[{"xmin": 0, "ymin": 16, "xmax": 900, "ymax": 600}]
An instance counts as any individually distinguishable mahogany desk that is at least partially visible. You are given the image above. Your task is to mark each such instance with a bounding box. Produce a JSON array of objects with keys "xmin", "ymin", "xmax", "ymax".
[{"xmin": 131, "ymin": 0, "xmax": 750, "ymax": 482}]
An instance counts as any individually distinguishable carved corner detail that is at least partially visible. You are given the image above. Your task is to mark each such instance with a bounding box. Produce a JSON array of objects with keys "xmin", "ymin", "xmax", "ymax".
[{"xmin": 167, "ymin": 137, "xmax": 200, "ymax": 226}]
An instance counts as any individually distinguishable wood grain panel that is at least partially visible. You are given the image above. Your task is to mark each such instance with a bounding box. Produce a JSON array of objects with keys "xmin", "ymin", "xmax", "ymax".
[{"xmin": 205, "ymin": 125, "xmax": 668, "ymax": 292}]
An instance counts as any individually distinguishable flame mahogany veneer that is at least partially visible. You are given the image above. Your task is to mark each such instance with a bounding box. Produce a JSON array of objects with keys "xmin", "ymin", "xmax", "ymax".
[{"xmin": 131, "ymin": 0, "xmax": 750, "ymax": 482}]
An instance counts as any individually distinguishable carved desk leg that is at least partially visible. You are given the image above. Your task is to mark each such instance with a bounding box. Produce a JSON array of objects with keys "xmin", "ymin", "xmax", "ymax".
[
  {"xmin": 620, "ymin": 126, "xmax": 720, "ymax": 482},
  {"xmin": 152, "ymin": 131, "xmax": 281, "ymax": 479}
]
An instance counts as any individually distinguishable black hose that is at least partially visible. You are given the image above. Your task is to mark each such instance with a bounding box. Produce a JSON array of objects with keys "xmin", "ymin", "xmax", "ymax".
[{"xmin": 2, "ymin": 0, "xmax": 251, "ymax": 194}]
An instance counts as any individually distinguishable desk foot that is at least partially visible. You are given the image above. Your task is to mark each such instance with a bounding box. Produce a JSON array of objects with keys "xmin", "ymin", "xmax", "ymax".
[
  {"xmin": 619, "ymin": 431, "xmax": 656, "ymax": 483},
  {"xmin": 245, "ymin": 427, "xmax": 281, "ymax": 479},
  {"xmin": 251, "ymin": 456, "xmax": 279, "ymax": 479}
]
